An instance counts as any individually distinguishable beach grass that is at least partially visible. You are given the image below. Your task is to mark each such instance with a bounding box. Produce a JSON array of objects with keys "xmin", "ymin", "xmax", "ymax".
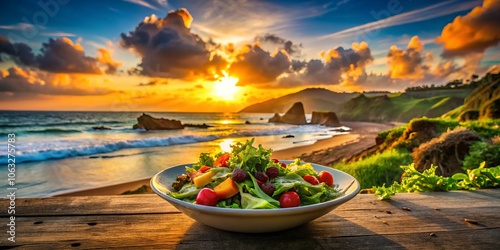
[{"xmin": 333, "ymin": 148, "xmax": 413, "ymax": 189}]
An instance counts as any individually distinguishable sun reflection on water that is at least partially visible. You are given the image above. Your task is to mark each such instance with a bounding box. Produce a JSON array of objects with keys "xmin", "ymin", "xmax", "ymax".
[{"xmin": 219, "ymin": 139, "xmax": 234, "ymax": 152}]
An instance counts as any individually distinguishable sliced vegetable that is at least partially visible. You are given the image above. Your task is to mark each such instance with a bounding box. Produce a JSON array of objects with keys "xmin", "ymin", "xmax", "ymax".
[
  {"xmin": 303, "ymin": 175, "xmax": 319, "ymax": 185},
  {"xmin": 199, "ymin": 165, "xmax": 211, "ymax": 173},
  {"xmin": 193, "ymin": 171, "xmax": 217, "ymax": 188},
  {"xmin": 214, "ymin": 178, "xmax": 239, "ymax": 199},
  {"xmin": 214, "ymin": 153, "xmax": 231, "ymax": 167}
]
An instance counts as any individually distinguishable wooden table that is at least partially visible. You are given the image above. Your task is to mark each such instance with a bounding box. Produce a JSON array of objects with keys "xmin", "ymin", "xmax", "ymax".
[{"xmin": 1, "ymin": 190, "xmax": 499, "ymax": 249}]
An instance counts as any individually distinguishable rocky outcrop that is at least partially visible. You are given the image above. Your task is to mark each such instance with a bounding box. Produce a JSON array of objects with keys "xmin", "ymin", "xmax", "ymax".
[
  {"xmin": 92, "ymin": 126, "xmax": 111, "ymax": 130},
  {"xmin": 268, "ymin": 102, "xmax": 307, "ymax": 125},
  {"xmin": 133, "ymin": 113, "xmax": 184, "ymax": 130},
  {"xmin": 310, "ymin": 111, "xmax": 341, "ymax": 127},
  {"xmin": 268, "ymin": 113, "xmax": 281, "ymax": 123},
  {"xmin": 184, "ymin": 123, "xmax": 212, "ymax": 129},
  {"xmin": 412, "ymin": 127, "xmax": 481, "ymax": 176}
]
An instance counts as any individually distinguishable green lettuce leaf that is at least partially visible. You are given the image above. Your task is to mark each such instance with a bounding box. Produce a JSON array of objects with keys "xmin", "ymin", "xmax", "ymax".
[{"xmin": 169, "ymin": 183, "xmax": 200, "ymax": 199}]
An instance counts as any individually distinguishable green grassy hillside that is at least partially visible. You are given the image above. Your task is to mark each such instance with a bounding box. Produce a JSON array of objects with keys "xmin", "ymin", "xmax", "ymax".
[
  {"xmin": 338, "ymin": 92, "xmax": 467, "ymax": 122},
  {"xmin": 238, "ymin": 88, "xmax": 360, "ymax": 113},
  {"xmin": 444, "ymin": 72, "xmax": 500, "ymax": 121}
]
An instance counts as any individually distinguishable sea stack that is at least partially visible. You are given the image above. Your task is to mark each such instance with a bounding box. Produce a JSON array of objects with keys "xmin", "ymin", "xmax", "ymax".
[
  {"xmin": 133, "ymin": 113, "xmax": 184, "ymax": 130},
  {"xmin": 268, "ymin": 102, "xmax": 307, "ymax": 125},
  {"xmin": 310, "ymin": 111, "xmax": 341, "ymax": 127}
]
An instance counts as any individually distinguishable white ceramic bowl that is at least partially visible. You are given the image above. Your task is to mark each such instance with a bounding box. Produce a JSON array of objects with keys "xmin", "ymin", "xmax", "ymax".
[{"xmin": 151, "ymin": 160, "xmax": 360, "ymax": 233}]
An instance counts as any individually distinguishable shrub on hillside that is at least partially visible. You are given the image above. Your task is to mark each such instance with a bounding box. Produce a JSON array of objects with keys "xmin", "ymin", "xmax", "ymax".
[
  {"xmin": 463, "ymin": 141, "xmax": 500, "ymax": 170},
  {"xmin": 413, "ymin": 127, "xmax": 481, "ymax": 176}
]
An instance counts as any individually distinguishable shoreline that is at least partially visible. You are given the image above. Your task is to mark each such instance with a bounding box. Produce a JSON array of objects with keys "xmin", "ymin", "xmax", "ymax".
[{"xmin": 56, "ymin": 121, "xmax": 396, "ymax": 197}]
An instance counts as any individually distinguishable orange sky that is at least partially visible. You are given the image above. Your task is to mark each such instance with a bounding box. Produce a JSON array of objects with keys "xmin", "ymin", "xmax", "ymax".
[{"xmin": 1, "ymin": 0, "xmax": 499, "ymax": 112}]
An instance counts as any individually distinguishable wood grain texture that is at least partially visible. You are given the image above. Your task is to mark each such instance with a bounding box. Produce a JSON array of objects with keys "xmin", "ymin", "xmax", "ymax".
[{"xmin": 1, "ymin": 190, "xmax": 499, "ymax": 249}]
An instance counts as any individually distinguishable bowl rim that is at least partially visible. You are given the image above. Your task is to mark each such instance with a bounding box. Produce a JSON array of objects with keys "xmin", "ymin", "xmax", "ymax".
[{"xmin": 151, "ymin": 160, "xmax": 360, "ymax": 216}]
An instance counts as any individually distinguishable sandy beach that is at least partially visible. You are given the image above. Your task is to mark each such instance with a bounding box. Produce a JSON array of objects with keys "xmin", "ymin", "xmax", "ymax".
[{"xmin": 56, "ymin": 121, "xmax": 396, "ymax": 197}]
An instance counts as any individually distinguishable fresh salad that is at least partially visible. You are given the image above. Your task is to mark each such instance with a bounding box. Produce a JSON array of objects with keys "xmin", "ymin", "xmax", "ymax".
[{"xmin": 169, "ymin": 139, "xmax": 342, "ymax": 209}]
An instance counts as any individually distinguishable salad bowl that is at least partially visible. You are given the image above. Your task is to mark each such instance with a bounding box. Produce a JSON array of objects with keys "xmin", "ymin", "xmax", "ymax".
[{"xmin": 151, "ymin": 160, "xmax": 360, "ymax": 233}]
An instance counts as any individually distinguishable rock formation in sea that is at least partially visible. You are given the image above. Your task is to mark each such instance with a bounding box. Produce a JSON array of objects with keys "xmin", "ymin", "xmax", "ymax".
[
  {"xmin": 184, "ymin": 123, "xmax": 213, "ymax": 129},
  {"xmin": 268, "ymin": 102, "xmax": 342, "ymax": 127},
  {"xmin": 92, "ymin": 126, "xmax": 111, "ymax": 130},
  {"xmin": 133, "ymin": 113, "xmax": 184, "ymax": 130},
  {"xmin": 310, "ymin": 111, "xmax": 341, "ymax": 127},
  {"xmin": 268, "ymin": 102, "xmax": 307, "ymax": 125}
]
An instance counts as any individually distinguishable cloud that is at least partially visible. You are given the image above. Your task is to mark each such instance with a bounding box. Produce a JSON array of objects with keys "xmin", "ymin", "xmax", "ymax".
[
  {"xmin": 1, "ymin": 36, "xmax": 121, "ymax": 75},
  {"xmin": 122, "ymin": 0, "xmax": 161, "ymax": 11},
  {"xmin": 320, "ymin": 0, "xmax": 481, "ymax": 41},
  {"xmin": 277, "ymin": 41, "xmax": 373, "ymax": 87},
  {"xmin": 40, "ymin": 32, "xmax": 77, "ymax": 37},
  {"xmin": 37, "ymin": 37, "xmax": 102, "ymax": 74},
  {"xmin": 0, "ymin": 23, "xmax": 37, "ymax": 31},
  {"xmin": 387, "ymin": 36, "xmax": 428, "ymax": 79},
  {"xmin": 0, "ymin": 35, "xmax": 37, "ymax": 66},
  {"xmin": 121, "ymin": 9, "xmax": 223, "ymax": 79},
  {"xmin": 385, "ymin": 36, "xmax": 465, "ymax": 84},
  {"xmin": 0, "ymin": 66, "xmax": 115, "ymax": 96},
  {"xmin": 228, "ymin": 43, "xmax": 291, "ymax": 85},
  {"xmin": 255, "ymin": 34, "xmax": 302, "ymax": 56},
  {"xmin": 97, "ymin": 48, "xmax": 123, "ymax": 74},
  {"xmin": 137, "ymin": 78, "xmax": 168, "ymax": 86},
  {"xmin": 437, "ymin": 0, "xmax": 500, "ymax": 57}
]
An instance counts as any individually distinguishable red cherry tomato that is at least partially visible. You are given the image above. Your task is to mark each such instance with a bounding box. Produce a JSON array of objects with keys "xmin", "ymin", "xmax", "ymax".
[
  {"xmin": 280, "ymin": 162, "xmax": 287, "ymax": 168},
  {"xmin": 279, "ymin": 191, "xmax": 301, "ymax": 208},
  {"xmin": 196, "ymin": 188, "xmax": 219, "ymax": 206},
  {"xmin": 199, "ymin": 165, "xmax": 211, "ymax": 173},
  {"xmin": 214, "ymin": 153, "xmax": 230, "ymax": 167},
  {"xmin": 271, "ymin": 158, "xmax": 280, "ymax": 163},
  {"xmin": 303, "ymin": 175, "xmax": 320, "ymax": 185},
  {"xmin": 318, "ymin": 171, "xmax": 334, "ymax": 187}
]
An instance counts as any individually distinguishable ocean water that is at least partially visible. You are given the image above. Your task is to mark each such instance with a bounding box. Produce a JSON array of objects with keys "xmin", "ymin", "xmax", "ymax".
[{"xmin": 0, "ymin": 111, "xmax": 349, "ymax": 197}]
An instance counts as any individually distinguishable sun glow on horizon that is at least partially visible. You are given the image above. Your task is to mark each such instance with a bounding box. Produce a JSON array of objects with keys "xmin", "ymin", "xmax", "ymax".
[{"xmin": 214, "ymin": 72, "xmax": 239, "ymax": 101}]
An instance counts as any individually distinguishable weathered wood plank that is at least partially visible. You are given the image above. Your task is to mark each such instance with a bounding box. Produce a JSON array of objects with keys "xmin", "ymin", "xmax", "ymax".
[
  {"xmin": 1, "ymin": 214, "xmax": 498, "ymax": 249},
  {"xmin": 1, "ymin": 190, "xmax": 499, "ymax": 217},
  {"xmin": 0, "ymin": 190, "xmax": 498, "ymax": 249}
]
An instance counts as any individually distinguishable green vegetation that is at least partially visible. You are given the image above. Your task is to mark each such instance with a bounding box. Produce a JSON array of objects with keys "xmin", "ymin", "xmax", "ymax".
[
  {"xmin": 121, "ymin": 185, "xmax": 150, "ymax": 195},
  {"xmin": 333, "ymin": 149, "xmax": 412, "ymax": 189},
  {"xmin": 444, "ymin": 72, "xmax": 500, "ymax": 121},
  {"xmin": 374, "ymin": 163, "xmax": 500, "ymax": 200},
  {"xmin": 463, "ymin": 141, "xmax": 500, "ymax": 170},
  {"xmin": 338, "ymin": 117, "xmax": 500, "ymax": 191},
  {"xmin": 334, "ymin": 72, "xmax": 500, "ymax": 199},
  {"xmin": 339, "ymin": 92, "xmax": 468, "ymax": 123}
]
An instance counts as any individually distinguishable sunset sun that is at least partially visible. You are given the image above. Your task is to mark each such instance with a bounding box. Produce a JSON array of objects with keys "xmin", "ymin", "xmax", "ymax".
[{"xmin": 214, "ymin": 73, "xmax": 239, "ymax": 100}]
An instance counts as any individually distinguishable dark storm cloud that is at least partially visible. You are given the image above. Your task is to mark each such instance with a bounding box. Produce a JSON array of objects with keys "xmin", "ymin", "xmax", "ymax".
[
  {"xmin": 0, "ymin": 35, "xmax": 37, "ymax": 66},
  {"xmin": 255, "ymin": 34, "xmax": 302, "ymax": 56},
  {"xmin": 120, "ymin": 9, "xmax": 223, "ymax": 79},
  {"xmin": 37, "ymin": 37, "xmax": 102, "ymax": 74},
  {"xmin": 0, "ymin": 36, "xmax": 121, "ymax": 75},
  {"xmin": 278, "ymin": 42, "xmax": 373, "ymax": 86}
]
